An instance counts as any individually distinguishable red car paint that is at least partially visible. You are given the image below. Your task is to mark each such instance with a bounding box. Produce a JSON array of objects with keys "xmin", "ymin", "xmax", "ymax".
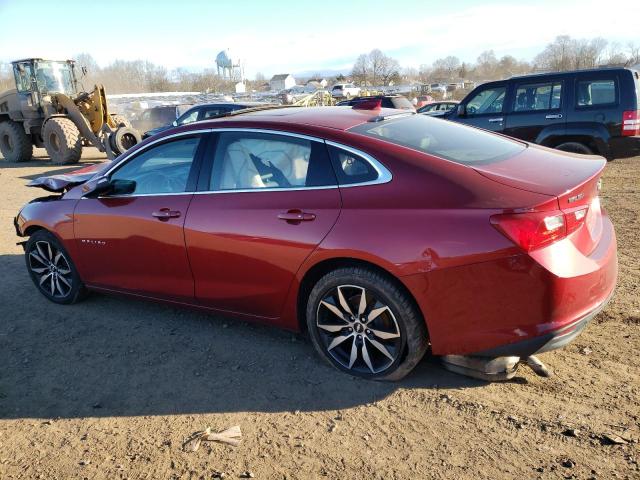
[{"xmin": 16, "ymin": 107, "xmax": 617, "ymax": 357}]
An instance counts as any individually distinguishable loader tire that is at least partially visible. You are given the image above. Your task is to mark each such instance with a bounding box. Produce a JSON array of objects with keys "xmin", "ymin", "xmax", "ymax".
[
  {"xmin": 0, "ymin": 120, "xmax": 33, "ymax": 162},
  {"xmin": 110, "ymin": 114, "xmax": 132, "ymax": 129},
  {"xmin": 110, "ymin": 127, "xmax": 141, "ymax": 155},
  {"xmin": 43, "ymin": 118, "xmax": 82, "ymax": 164}
]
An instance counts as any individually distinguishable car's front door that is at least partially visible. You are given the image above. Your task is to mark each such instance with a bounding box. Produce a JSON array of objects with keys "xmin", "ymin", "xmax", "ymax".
[
  {"xmin": 455, "ymin": 83, "xmax": 508, "ymax": 133},
  {"xmin": 74, "ymin": 134, "xmax": 206, "ymax": 301},
  {"xmin": 184, "ymin": 130, "xmax": 341, "ymax": 322},
  {"xmin": 504, "ymin": 78, "xmax": 566, "ymax": 142}
]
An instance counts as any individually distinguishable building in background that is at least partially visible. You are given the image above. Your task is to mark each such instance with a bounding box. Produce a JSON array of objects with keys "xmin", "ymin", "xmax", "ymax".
[{"xmin": 270, "ymin": 74, "xmax": 296, "ymax": 91}]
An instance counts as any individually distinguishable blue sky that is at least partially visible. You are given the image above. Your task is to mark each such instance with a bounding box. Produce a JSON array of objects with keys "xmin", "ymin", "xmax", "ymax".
[{"xmin": 1, "ymin": 0, "xmax": 638, "ymax": 77}]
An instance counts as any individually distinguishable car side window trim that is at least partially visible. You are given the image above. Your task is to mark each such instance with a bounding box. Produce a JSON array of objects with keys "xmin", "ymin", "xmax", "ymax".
[{"xmin": 192, "ymin": 128, "xmax": 392, "ymax": 194}]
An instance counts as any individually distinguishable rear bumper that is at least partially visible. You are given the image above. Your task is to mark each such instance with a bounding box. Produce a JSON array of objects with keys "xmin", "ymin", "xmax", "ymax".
[{"xmin": 472, "ymin": 289, "xmax": 613, "ymax": 357}]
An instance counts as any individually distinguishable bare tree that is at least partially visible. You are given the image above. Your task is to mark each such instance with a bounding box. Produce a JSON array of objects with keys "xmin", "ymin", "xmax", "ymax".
[{"xmin": 431, "ymin": 56, "xmax": 461, "ymax": 81}]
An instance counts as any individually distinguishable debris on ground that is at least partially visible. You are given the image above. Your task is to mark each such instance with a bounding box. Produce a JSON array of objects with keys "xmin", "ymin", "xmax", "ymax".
[
  {"xmin": 601, "ymin": 433, "xmax": 628, "ymax": 445},
  {"xmin": 182, "ymin": 425, "xmax": 242, "ymax": 452}
]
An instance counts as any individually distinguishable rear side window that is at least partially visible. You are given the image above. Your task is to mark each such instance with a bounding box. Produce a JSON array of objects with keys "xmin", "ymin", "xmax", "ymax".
[
  {"xmin": 327, "ymin": 145, "xmax": 379, "ymax": 185},
  {"xmin": 576, "ymin": 79, "xmax": 616, "ymax": 106},
  {"xmin": 351, "ymin": 114, "xmax": 525, "ymax": 165},
  {"xmin": 210, "ymin": 132, "xmax": 336, "ymax": 190},
  {"xmin": 514, "ymin": 82, "xmax": 562, "ymax": 111}
]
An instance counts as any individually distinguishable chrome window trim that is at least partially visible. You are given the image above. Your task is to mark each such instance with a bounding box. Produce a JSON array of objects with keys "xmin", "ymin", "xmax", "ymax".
[{"xmin": 91, "ymin": 127, "xmax": 392, "ymax": 199}]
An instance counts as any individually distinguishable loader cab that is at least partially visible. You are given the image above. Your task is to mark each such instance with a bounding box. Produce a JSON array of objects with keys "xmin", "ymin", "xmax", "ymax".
[{"xmin": 12, "ymin": 59, "xmax": 79, "ymax": 97}]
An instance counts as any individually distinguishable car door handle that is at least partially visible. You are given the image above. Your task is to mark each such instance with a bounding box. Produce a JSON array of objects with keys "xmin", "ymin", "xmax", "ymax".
[
  {"xmin": 545, "ymin": 114, "xmax": 563, "ymax": 119},
  {"xmin": 152, "ymin": 208, "xmax": 181, "ymax": 220},
  {"xmin": 278, "ymin": 210, "xmax": 316, "ymax": 222},
  {"xmin": 488, "ymin": 117, "xmax": 504, "ymax": 123}
]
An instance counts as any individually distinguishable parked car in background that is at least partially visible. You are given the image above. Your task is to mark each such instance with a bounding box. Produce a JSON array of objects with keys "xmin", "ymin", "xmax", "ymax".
[
  {"xmin": 444, "ymin": 67, "xmax": 640, "ymax": 159},
  {"xmin": 142, "ymin": 102, "xmax": 269, "ymax": 139},
  {"xmin": 131, "ymin": 105, "xmax": 192, "ymax": 135},
  {"xmin": 417, "ymin": 101, "xmax": 459, "ymax": 114},
  {"xmin": 331, "ymin": 83, "xmax": 361, "ymax": 99},
  {"xmin": 336, "ymin": 94, "xmax": 415, "ymax": 110},
  {"xmin": 429, "ymin": 83, "xmax": 448, "ymax": 95},
  {"xmin": 17, "ymin": 106, "xmax": 616, "ymax": 381}
]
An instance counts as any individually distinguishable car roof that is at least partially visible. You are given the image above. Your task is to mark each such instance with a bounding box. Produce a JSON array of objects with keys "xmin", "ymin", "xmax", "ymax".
[
  {"xmin": 508, "ymin": 66, "xmax": 632, "ymax": 81},
  {"xmin": 189, "ymin": 106, "xmax": 405, "ymax": 131}
]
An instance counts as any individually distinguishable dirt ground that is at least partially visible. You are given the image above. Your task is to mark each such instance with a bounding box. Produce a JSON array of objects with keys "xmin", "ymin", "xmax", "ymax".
[{"xmin": 0, "ymin": 148, "xmax": 638, "ymax": 480}]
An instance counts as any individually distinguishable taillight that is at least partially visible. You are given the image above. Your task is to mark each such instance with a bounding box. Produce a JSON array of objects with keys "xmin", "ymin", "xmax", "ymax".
[
  {"xmin": 622, "ymin": 110, "xmax": 640, "ymax": 136},
  {"xmin": 491, "ymin": 206, "xmax": 589, "ymax": 252}
]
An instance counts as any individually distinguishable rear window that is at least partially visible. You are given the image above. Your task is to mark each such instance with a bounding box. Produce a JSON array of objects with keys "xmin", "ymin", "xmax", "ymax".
[
  {"xmin": 350, "ymin": 115, "xmax": 526, "ymax": 165},
  {"xmin": 576, "ymin": 79, "xmax": 616, "ymax": 106}
]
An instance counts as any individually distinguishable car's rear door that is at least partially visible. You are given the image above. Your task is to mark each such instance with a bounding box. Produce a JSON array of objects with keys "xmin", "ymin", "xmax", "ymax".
[
  {"xmin": 504, "ymin": 76, "xmax": 566, "ymax": 143},
  {"xmin": 74, "ymin": 132, "xmax": 209, "ymax": 301},
  {"xmin": 184, "ymin": 129, "xmax": 341, "ymax": 322}
]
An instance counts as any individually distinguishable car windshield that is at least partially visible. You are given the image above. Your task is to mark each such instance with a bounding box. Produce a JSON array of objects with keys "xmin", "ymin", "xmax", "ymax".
[
  {"xmin": 350, "ymin": 115, "xmax": 526, "ymax": 165},
  {"xmin": 34, "ymin": 61, "xmax": 75, "ymax": 95}
]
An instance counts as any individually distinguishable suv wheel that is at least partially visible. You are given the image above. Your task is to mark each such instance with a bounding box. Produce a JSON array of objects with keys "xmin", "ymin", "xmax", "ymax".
[
  {"xmin": 555, "ymin": 142, "xmax": 592, "ymax": 155},
  {"xmin": 25, "ymin": 230, "xmax": 88, "ymax": 304},
  {"xmin": 306, "ymin": 267, "xmax": 429, "ymax": 381},
  {"xmin": 0, "ymin": 120, "xmax": 33, "ymax": 162}
]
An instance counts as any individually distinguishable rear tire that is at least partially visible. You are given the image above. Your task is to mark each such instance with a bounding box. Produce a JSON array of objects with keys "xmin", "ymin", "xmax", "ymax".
[
  {"xmin": 25, "ymin": 230, "xmax": 88, "ymax": 305},
  {"xmin": 110, "ymin": 126, "xmax": 141, "ymax": 155},
  {"xmin": 0, "ymin": 120, "xmax": 33, "ymax": 162},
  {"xmin": 43, "ymin": 117, "xmax": 82, "ymax": 164},
  {"xmin": 555, "ymin": 142, "xmax": 592, "ymax": 155},
  {"xmin": 306, "ymin": 267, "xmax": 429, "ymax": 381},
  {"xmin": 110, "ymin": 114, "xmax": 132, "ymax": 129}
]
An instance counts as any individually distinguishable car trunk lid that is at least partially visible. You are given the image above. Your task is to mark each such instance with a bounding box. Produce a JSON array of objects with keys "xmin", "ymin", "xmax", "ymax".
[{"xmin": 476, "ymin": 145, "xmax": 606, "ymax": 255}]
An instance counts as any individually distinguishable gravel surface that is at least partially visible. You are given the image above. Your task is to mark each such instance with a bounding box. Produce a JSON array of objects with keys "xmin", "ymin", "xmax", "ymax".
[{"xmin": 1, "ymin": 148, "xmax": 638, "ymax": 479}]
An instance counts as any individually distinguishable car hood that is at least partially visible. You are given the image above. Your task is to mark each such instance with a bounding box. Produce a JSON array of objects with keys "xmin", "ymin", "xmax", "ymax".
[
  {"xmin": 28, "ymin": 162, "xmax": 110, "ymax": 193},
  {"xmin": 472, "ymin": 144, "xmax": 605, "ymax": 197}
]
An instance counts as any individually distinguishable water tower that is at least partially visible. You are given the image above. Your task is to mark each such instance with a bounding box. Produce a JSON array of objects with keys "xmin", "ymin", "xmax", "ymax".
[{"xmin": 216, "ymin": 49, "xmax": 243, "ymax": 81}]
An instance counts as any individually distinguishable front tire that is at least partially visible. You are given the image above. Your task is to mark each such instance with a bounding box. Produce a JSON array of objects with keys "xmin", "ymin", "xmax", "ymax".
[
  {"xmin": 110, "ymin": 114, "xmax": 132, "ymax": 129},
  {"xmin": 25, "ymin": 230, "xmax": 88, "ymax": 304},
  {"xmin": 306, "ymin": 267, "xmax": 429, "ymax": 381},
  {"xmin": 43, "ymin": 117, "xmax": 83, "ymax": 164},
  {"xmin": 0, "ymin": 120, "xmax": 33, "ymax": 162}
]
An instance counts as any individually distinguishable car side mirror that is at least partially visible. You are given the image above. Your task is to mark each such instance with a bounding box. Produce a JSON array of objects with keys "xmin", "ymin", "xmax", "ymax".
[
  {"xmin": 83, "ymin": 178, "xmax": 136, "ymax": 197},
  {"xmin": 456, "ymin": 104, "xmax": 466, "ymax": 116}
]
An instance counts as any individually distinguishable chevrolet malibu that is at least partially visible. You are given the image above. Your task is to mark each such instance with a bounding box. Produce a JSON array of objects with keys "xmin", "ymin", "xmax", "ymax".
[{"xmin": 15, "ymin": 105, "xmax": 617, "ymax": 381}]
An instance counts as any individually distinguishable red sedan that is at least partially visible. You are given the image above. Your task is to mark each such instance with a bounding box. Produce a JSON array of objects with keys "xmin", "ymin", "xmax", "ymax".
[{"xmin": 15, "ymin": 106, "xmax": 617, "ymax": 380}]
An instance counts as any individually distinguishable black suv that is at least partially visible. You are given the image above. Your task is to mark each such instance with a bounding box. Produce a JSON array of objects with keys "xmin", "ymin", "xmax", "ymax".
[{"xmin": 444, "ymin": 67, "xmax": 640, "ymax": 159}]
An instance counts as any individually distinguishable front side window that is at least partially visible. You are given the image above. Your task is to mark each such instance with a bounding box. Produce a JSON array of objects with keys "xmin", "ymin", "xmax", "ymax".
[
  {"xmin": 110, "ymin": 136, "xmax": 200, "ymax": 195},
  {"xmin": 465, "ymin": 86, "xmax": 506, "ymax": 115},
  {"xmin": 210, "ymin": 132, "xmax": 336, "ymax": 191},
  {"xmin": 351, "ymin": 114, "xmax": 525, "ymax": 165},
  {"xmin": 514, "ymin": 82, "xmax": 562, "ymax": 112},
  {"xmin": 576, "ymin": 79, "xmax": 616, "ymax": 106},
  {"xmin": 177, "ymin": 109, "xmax": 199, "ymax": 125}
]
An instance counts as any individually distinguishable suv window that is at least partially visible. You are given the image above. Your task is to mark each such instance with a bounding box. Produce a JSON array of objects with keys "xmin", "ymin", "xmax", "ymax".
[
  {"xmin": 110, "ymin": 136, "xmax": 200, "ymax": 195},
  {"xmin": 177, "ymin": 109, "xmax": 199, "ymax": 125},
  {"xmin": 576, "ymin": 79, "xmax": 616, "ymax": 106},
  {"xmin": 210, "ymin": 132, "xmax": 336, "ymax": 190},
  {"xmin": 351, "ymin": 114, "xmax": 525, "ymax": 165},
  {"xmin": 201, "ymin": 107, "xmax": 225, "ymax": 120},
  {"xmin": 466, "ymin": 86, "xmax": 506, "ymax": 115},
  {"xmin": 327, "ymin": 145, "xmax": 379, "ymax": 185},
  {"xmin": 514, "ymin": 82, "xmax": 562, "ymax": 111}
]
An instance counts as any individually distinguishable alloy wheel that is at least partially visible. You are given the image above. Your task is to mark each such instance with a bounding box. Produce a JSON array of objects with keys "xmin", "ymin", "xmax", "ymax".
[
  {"xmin": 316, "ymin": 284, "xmax": 402, "ymax": 374},
  {"xmin": 28, "ymin": 240, "xmax": 73, "ymax": 298}
]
